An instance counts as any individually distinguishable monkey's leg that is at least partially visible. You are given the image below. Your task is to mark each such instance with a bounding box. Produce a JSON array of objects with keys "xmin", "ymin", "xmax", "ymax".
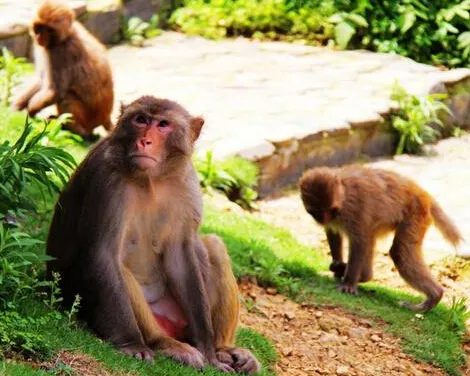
[
  {"xmin": 121, "ymin": 266, "xmax": 205, "ymax": 368},
  {"xmin": 340, "ymin": 237, "xmax": 374, "ymax": 295},
  {"xmin": 11, "ymin": 79, "xmax": 41, "ymax": 111},
  {"xmin": 390, "ymin": 218, "xmax": 444, "ymax": 312},
  {"xmin": 57, "ymin": 96, "xmax": 92, "ymax": 137},
  {"xmin": 326, "ymin": 230, "xmax": 346, "ymax": 279},
  {"xmin": 203, "ymin": 235, "xmax": 261, "ymax": 374}
]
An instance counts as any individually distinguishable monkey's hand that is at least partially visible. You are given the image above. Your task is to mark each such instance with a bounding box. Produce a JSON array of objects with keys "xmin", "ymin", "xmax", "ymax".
[
  {"xmin": 338, "ymin": 283, "xmax": 358, "ymax": 295},
  {"xmin": 119, "ymin": 343, "xmax": 154, "ymax": 361},
  {"xmin": 159, "ymin": 338, "xmax": 205, "ymax": 369},
  {"xmin": 217, "ymin": 348, "xmax": 261, "ymax": 374},
  {"xmin": 208, "ymin": 357, "xmax": 235, "ymax": 373},
  {"xmin": 329, "ymin": 261, "xmax": 346, "ymax": 279}
]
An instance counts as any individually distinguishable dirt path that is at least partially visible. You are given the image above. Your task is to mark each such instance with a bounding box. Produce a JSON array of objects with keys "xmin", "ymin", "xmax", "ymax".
[{"xmin": 239, "ymin": 280, "xmax": 446, "ymax": 376}]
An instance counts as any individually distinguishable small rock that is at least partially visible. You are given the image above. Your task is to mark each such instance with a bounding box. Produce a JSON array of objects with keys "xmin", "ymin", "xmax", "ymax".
[
  {"xmin": 348, "ymin": 327, "xmax": 368, "ymax": 340},
  {"xmin": 336, "ymin": 365, "xmax": 350, "ymax": 375},
  {"xmin": 315, "ymin": 311, "xmax": 323, "ymax": 318},
  {"xmin": 327, "ymin": 349, "xmax": 337, "ymax": 358},
  {"xmin": 248, "ymin": 291, "xmax": 257, "ymax": 299},
  {"xmin": 319, "ymin": 332, "xmax": 343, "ymax": 345},
  {"xmin": 318, "ymin": 316, "xmax": 337, "ymax": 332},
  {"xmin": 266, "ymin": 287, "xmax": 277, "ymax": 295},
  {"xmin": 371, "ymin": 334, "xmax": 382, "ymax": 342},
  {"xmin": 280, "ymin": 347, "xmax": 293, "ymax": 357},
  {"xmin": 284, "ymin": 311, "xmax": 296, "ymax": 320}
]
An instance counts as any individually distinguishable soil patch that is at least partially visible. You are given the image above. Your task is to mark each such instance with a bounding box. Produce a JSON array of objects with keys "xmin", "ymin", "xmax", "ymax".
[
  {"xmin": 239, "ymin": 280, "xmax": 447, "ymax": 376},
  {"xmin": 29, "ymin": 351, "xmax": 127, "ymax": 376}
]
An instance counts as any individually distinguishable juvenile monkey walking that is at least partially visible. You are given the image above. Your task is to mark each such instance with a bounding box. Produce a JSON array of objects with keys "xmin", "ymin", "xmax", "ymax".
[{"xmin": 299, "ymin": 166, "xmax": 462, "ymax": 311}]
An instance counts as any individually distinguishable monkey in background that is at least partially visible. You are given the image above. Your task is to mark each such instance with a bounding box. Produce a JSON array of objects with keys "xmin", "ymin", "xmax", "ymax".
[
  {"xmin": 12, "ymin": 0, "xmax": 114, "ymax": 137},
  {"xmin": 299, "ymin": 166, "xmax": 462, "ymax": 311},
  {"xmin": 46, "ymin": 96, "xmax": 260, "ymax": 373}
]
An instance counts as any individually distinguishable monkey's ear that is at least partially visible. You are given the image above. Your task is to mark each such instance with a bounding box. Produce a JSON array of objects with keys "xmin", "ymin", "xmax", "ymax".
[
  {"xmin": 191, "ymin": 116, "xmax": 205, "ymax": 141},
  {"xmin": 119, "ymin": 101, "xmax": 127, "ymax": 116},
  {"xmin": 331, "ymin": 178, "xmax": 345, "ymax": 210}
]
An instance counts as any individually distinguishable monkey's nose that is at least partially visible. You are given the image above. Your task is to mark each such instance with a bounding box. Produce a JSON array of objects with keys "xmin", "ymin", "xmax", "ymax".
[{"xmin": 137, "ymin": 138, "xmax": 152, "ymax": 151}]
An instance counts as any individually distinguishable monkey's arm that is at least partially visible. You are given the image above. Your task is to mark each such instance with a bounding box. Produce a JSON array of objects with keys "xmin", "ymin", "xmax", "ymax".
[
  {"xmin": 27, "ymin": 86, "xmax": 57, "ymax": 116},
  {"xmin": 164, "ymin": 237, "xmax": 233, "ymax": 372},
  {"xmin": 340, "ymin": 236, "xmax": 373, "ymax": 295},
  {"xmin": 11, "ymin": 79, "xmax": 41, "ymax": 111},
  {"xmin": 326, "ymin": 230, "xmax": 346, "ymax": 279}
]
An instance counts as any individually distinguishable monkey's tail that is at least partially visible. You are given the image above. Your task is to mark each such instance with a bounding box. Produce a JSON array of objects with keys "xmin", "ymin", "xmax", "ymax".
[{"xmin": 431, "ymin": 201, "xmax": 463, "ymax": 247}]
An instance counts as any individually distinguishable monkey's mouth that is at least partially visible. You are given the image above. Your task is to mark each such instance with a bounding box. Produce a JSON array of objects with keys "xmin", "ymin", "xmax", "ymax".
[{"xmin": 129, "ymin": 153, "xmax": 158, "ymax": 170}]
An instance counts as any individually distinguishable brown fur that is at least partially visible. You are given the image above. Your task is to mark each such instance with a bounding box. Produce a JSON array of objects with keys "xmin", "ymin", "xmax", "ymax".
[
  {"xmin": 46, "ymin": 96, "xmax": 260, "ymax": 373},
  {"xmin": 299, "ymin": 166, "xmax": 463, "ymax": 311},
  {"xmin": 12, "ymin": 0, "xmax": 114, "ymax": 137}
]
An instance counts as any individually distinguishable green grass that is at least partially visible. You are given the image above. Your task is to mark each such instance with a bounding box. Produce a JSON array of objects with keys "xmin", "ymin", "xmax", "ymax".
[{"xmin": 4, "ymin": 299, "xmax": 276, "ymax": 375}]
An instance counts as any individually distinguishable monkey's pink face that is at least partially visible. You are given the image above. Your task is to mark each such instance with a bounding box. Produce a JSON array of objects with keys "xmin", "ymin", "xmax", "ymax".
[{"xmin": 128, "ymin": 113, "xmax": 173, "ymax": 171}]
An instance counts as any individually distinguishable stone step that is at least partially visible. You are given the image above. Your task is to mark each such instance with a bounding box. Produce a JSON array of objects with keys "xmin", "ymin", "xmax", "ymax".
[{"xmin": 108, "ymin": 33, "xmax": 470, "ymax": 197}]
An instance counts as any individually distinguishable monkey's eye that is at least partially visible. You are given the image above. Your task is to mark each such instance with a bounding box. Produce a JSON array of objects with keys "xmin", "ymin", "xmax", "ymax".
[
  {"xmin": 134, "ymin": 114, "xmax": 148, "ymax": 125},
  {"xmin": 330, "ymin": 207, "xmax": 339, "ymax": 219},
  {"xmin": 158, "ymin": 120, "xmax": 170, "ymax": 128}
]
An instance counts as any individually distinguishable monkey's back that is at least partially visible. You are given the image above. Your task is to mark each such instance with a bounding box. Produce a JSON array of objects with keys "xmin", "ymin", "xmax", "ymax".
[
  {"xmin": 339, "ymin": 166, "xmax": 432, "ymax": 233},
  {"xmin": 46, "ymin": 22, "xmax": 114, "ymax": 127}
]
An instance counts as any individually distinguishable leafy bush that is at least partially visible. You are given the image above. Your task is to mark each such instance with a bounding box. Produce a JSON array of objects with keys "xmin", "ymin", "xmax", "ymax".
[
  {"xmin": 118, "ymin": 15, "xmax": 162, "ymax": 46},
  {"xmin": 340, "ymin": 0, "xmax": 470, "ymax": 67},
  {"xmin": 390, "ymin": 82, "xmax": 450, "ymax": 154},
  {"xmin": 170, "ymin": 0, "xmax": 470, "ymax": 67},
  {"xmin": 0, "ymin": 116, "xmax": 77, "ymax": 216},
  {"xmin": 0, "ymin": 310, "xmax": 58, "ymax": 359},
  {"xmin": 195, "ymin": 151, "xmax": 259, "ymax": 209},
  {"xmin": 170, "ymin": 0, "xmax": 335, "ymax": 43}
]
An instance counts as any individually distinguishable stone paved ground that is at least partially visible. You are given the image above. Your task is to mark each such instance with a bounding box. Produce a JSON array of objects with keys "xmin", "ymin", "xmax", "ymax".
[
  {"xmin": 109, "ymin": 33, "xmax": 470, "ymax": 160},
  {"xmin": 108, "ymin": 32, "xmax": 470, "ymax": 195}
]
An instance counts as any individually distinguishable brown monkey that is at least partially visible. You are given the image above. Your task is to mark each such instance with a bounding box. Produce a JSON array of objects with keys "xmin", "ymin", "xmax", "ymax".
[
  {"xmin": 46, "ymin": 96, "xmax": 260, "ymax": 373},
  {"xmin": 299, "ymin": 166, "xmax": 462, "ymax": 311},
  {"xmin": 12, "ymin": 0, "xmax": 114, "ymax": 137}
]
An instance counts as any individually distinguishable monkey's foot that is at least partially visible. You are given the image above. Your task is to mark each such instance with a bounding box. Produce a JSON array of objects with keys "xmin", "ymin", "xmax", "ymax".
[
  {"xmin": 329, "ymin": 261, "xmax": 346, "ymax": 279},
  {"xmin": 159, "ymin": 338, "xmax": 205, "ymax": 369},
  {"xmin": 217, "ymin": 348, "xmax": 261, "ymax": 374},
  {"xmin": 338, "ymin": 283, "xmax": 358, "ymax": 295},
  {"xmin": 398, "ymin": 298, "xmax": 439, "ymax": 312},
  {"xmin": 119, "ymin": 344, "xmax": 154, "ymax": 361}
]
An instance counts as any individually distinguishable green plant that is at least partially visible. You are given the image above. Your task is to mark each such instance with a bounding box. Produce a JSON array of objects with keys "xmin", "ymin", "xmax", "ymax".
[
  {"xmin": 194, "ymin": 151, "xmax": 259, "ymax": 209},
  {"xmin": 328, "ymin": 11, "xmax": 368, "ymax": 49},
  {"xmin": 0, "ymin": 309, "xmax": 58, "ymax": 360},
  {"xmin": 0, "ymin": 223, "xmax": 52, "ymax": 309},
  {"xmin": 170, "ymin": 0, "xmax": 335, "ymax": 43},
  {"xmin": 446, "ymin": 296, "xmax": 470, "ymax": 336},
  {"xmin": 0, "ymin": 48, "xmax": 31, "ymax": 106},
  {"xmin": 390, "ymin": 81, "xmax": 450, "ymax": 155},
  {"xmin": 0, "ymin": 116, "xmax": 77, "ymax": 215},
  {"xmin": 119, "ymin": 15, "xmax": 162, "ymax": 46}
]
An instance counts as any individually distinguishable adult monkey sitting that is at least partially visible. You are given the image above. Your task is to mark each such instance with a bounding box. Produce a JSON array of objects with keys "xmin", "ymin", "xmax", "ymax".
[{"xmin": 46, "ymin": 96, "xmax": 260, "ymax": 374}]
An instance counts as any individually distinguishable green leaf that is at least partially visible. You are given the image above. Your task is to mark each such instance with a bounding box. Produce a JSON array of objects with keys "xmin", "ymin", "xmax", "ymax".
[
  {"xmin": 399, "ymin": 10, "xmax": 416, "ymax": 34},
  {"xmin": 458, "ymin": 31, "xmax": 470, "ymax": 49},
  {"xmin": 334, "ymin": 22, "xmax": 356, "ymax": 49},
  {"xmin": 346, "ymin": 13, "xmax": 368, "ymax": 27}
]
